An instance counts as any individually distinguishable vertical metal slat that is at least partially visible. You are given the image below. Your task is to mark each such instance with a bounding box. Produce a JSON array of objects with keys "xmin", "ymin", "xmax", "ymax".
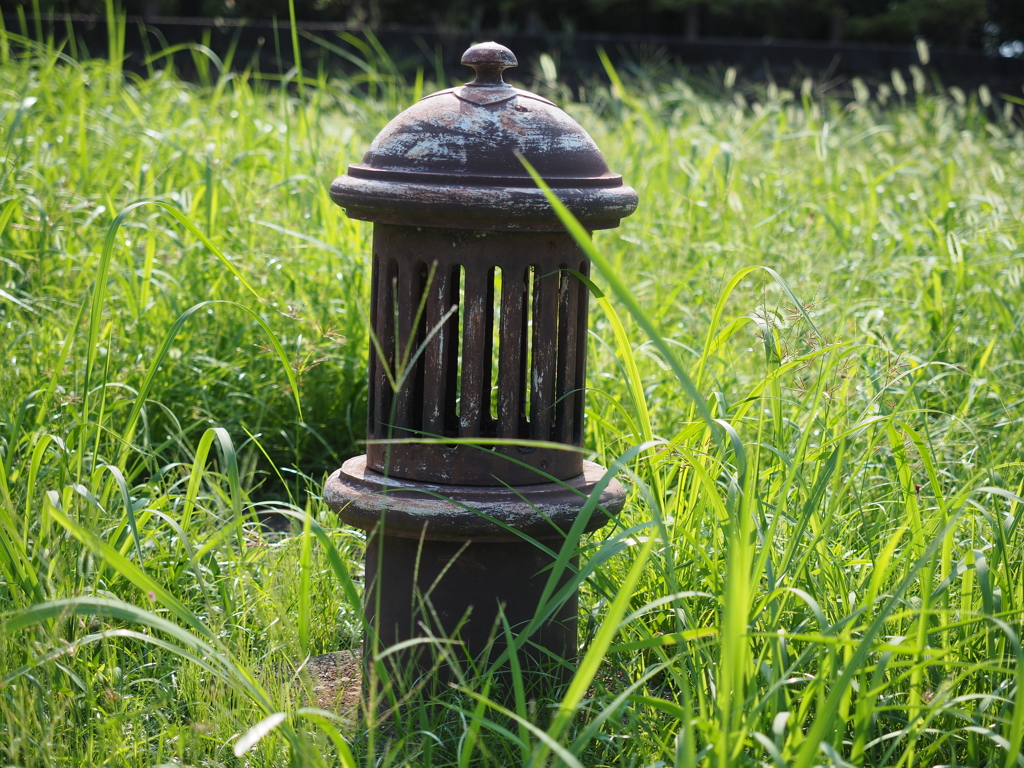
[
  {"xmin": 555, "ymin": 268, "xmax": 579, "ymax": 444},
  {"xmin": 573, "ymin": 260, "xmax": 590, "ymax": 445},
  {"xmin": 531, "ymin": 267, "xmax": 558, "ymax": 440},
  {"xmin": 374, "ymin": 258, "xmax": 398, "ymax": 436},
  {"xmin": 422, "ymin": 261, "xmax": 451, "ymax": 437},
  {"xmin": 393, "ymin": 258, "xmax": 419, "ymax": 435},
  {"xmin": 367, "ymin": 253, "xmax": 380, "ymax": 437},
  {"xmin": 444, "ymin": 267, "xmax": 461, "ymax": 436},
  {"xmin": 460, "ymin": 266, "xmax": 488, "ymax": 437},
  {"xmin": 497, "ymin": 267, "xmax": 526, "ymax": 440}
]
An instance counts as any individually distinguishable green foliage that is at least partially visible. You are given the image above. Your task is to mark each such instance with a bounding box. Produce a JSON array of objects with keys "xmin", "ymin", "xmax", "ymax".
[
  {"xmin": 2, "ymin": 21, "xmax": 1024, "ymax": 768},
  {"xmin": 0, "ymin": 23, "xmax": 373, "ymax": 490}
]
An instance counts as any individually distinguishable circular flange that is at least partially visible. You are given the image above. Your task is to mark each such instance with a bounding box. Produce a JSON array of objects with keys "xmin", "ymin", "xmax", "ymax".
[
  {"xmin": 332, "ymin": 175, "xmax": 637, "ymax": 231},
  {"xmin": 324, "ymin": 455, "xmax": 626, "ymax": 542}
]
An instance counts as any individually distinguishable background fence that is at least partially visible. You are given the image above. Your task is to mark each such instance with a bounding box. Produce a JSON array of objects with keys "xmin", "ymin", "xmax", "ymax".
[
  {"xmin": 7, "ymin": 0, "xmax": 1024, "ymax": 49},
  {"xmin": 6, "ymin": 12, "xmax": 1024, "ymax": 97}
]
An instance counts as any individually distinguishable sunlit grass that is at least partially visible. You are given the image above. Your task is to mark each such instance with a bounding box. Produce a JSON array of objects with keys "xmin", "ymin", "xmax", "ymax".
[{"xmin": 2, "ymin": 16, "xmax": 1024, "ymax": 767}]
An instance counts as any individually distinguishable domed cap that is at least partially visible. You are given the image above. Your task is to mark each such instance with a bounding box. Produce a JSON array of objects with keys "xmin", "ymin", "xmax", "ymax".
[{"xmin": 330, "ymin": 42, "xmax": 638, "ymax": 231}]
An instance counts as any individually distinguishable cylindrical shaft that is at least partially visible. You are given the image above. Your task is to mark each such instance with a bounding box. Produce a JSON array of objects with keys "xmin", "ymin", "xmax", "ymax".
[{"xmin": 364, "ymin": 533, "xmax": 578, "ymax": 696}]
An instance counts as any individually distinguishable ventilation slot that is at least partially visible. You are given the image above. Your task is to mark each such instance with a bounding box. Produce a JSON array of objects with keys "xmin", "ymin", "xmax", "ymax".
[{"xmin": 490, "ymin": 267, "xmax": 503, "ymax": 424}]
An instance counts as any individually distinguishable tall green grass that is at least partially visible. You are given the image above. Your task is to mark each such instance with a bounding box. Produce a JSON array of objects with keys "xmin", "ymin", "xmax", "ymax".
[{"xmin": 2, "ymin": 18, "xmax": 1024, "ymax": 767}]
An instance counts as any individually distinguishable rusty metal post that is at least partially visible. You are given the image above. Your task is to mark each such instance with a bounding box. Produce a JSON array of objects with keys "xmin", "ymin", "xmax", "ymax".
[{"xmin": 324, "ymin": 42, "xmax": 637, "ymax": 699}]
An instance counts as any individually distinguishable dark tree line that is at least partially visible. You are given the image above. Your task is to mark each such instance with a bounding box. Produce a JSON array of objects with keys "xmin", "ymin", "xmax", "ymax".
[{"xmin": 13, "ymin": 0, "xmax": 1024, "ymax": 49}]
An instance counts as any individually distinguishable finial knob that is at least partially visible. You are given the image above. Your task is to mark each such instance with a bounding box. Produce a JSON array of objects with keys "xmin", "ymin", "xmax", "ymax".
[{"xmin": 462, "ymin": 42, "xmax": 517, "ymax": 87}]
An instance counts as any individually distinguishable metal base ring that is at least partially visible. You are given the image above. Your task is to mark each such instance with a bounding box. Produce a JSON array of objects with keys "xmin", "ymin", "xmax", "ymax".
[{"xmin": 324, "ymin": 455, "xmax": 626, "ymax": 542}]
